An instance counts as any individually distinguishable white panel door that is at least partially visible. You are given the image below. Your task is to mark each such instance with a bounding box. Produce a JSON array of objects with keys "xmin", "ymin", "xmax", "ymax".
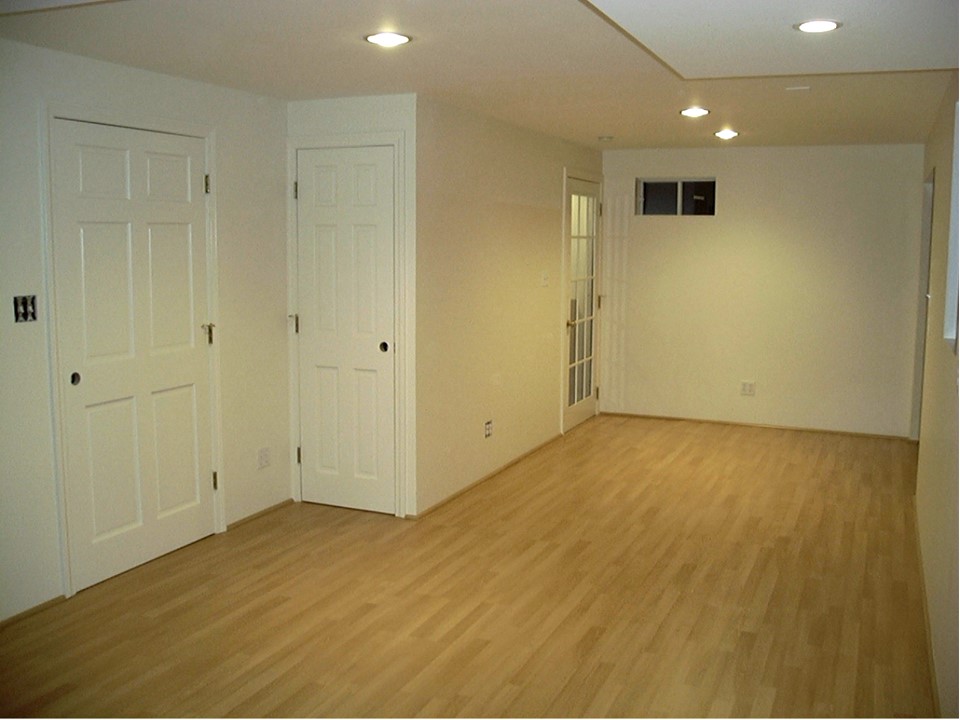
[
  {"xmin": 563, "ymin": 177, "xmax": 601, "ymax": 432},
  {"xmin": 51, "ymin": 119, "xmax": 214, "ymax": 591},
  {"xmin": 297, "ymin": 146, "xmax": 396, "ymax": 514}
]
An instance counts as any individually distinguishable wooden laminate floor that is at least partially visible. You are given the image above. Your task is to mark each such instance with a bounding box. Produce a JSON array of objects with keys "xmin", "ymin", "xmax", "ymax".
[{"xmin": 0, "ymin": 416, "xmax": 935, "ymax": 717}]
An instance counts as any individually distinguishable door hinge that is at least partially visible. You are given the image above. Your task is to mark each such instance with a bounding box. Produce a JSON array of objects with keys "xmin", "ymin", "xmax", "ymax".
[
  {"xmin": 294, "ymin": 181, "xmax": 298, "ymax": 199},
  {"xmin": 599, "ymin": 201, "xmax": 603, "ymax": 217},
  {"xmin": 204, "ymin": 174, "xmax": 211, "ymax": 194},
  {"xmin": 296, "ymin": 446, "xmax": 302, "ymax": 464},
  {"xmin": 212, "ymin": 471, "xmax": 218, "ymax": 490},
  {"xmin": 596, "ymin": 386, "xmax": 600, "ymax": 400},
  {"xmin": 597, "ymin": 295, "xmax": 602, "ymax": 310},
  {"xmin": 293, "ymin": 313, "xmax": 300, "ymax": 334},
  {"xmin": 202, "ymin": 323, "xmax": 215, "ymax": 345}
]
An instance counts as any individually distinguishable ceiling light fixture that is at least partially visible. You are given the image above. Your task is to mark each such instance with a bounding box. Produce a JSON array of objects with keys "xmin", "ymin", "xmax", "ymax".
[
  {"xmin": 365, "ymin": 32, "xmax": 411, "ymax": 48},
  {"xmin": 715, "ymin": 129, "xmax": 739, "ymax": 140},
  {"xmin": 680, "ymin": 106, "xmax": 710, "ymax": 118},
  {"xmin": 796, "ymin": 19, "xmax": 840, "ymax": 33}
]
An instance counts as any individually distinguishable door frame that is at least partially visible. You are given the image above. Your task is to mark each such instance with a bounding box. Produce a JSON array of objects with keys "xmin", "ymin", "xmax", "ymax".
[
  {"xmin": 911, "ymin": 172, "xmax": 936, "ymax": 440},
  {"xmin": 560, "ymin": 167, "xmax": 604, "ymax": 434},
  {"xmin": 286, "ymin": 132, "xmax": 414, "ymax": 518},
  {"xmin": 41, "ymin": 103, "xmax": 224, "ymax": 598}
]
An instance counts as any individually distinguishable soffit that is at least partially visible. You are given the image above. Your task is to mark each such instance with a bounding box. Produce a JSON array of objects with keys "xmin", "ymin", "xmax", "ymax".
[
  {"xmin": 587, "ymin": 0, "xmax": 958, "ymax": 78},
  {"xmin": 0, "ymin": 0, "xmax": 955, "ymax": 149}
]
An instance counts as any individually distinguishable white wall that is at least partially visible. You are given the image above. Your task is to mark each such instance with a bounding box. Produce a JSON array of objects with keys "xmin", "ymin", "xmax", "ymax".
[
  {"xmin": 601, "ymin": 145, "xmax": 924, "ymax": 437},
  {"xmin": 0, "ymin": 39, "xmax": 290, "ymax": 621},
  {"xmin": 415, "ymin": 97, "xmax": 601, "ymax": 512},
  {"xmin": 916, "ymin": 80, "xmax": 959, "ymax": 717}
]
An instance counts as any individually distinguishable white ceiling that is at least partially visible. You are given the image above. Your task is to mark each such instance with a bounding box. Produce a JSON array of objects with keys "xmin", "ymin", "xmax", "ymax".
[
  {"xmin": 589, "ymin": 0, "xmax": 958, "ymax": 78},
  {"xmin": 0, "ymin": 0, "xmax": 955, "ymax": 149}
]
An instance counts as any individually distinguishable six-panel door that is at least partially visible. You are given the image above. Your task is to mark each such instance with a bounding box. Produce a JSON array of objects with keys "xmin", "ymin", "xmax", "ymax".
[
  {"xmin": 297, "ymin": 146, "xmax": 396, "ymax": 514},
  {"xmin": 51, "ymin": 119, "xmax": 214, "ymax": 591}
]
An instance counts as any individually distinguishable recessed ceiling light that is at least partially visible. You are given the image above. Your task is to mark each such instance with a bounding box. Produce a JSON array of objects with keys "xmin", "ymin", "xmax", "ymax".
[
  {"xmin": 796, "ymin": 19, "xmax": 840, "ymax": 33},
  {"xmin": 715, "ymin": 129, "xmax": 739, "ymax": 140},
  {"xmin": 598, "ymin": 136, "xmax": 614, "ymax": 142},
  {"xmin": 681, "ymin": 106, "xmax": 710, "ymax": 118},
  {"xmin": 365, "ymin": 32, "xmax": 411, "ymax": 48}
]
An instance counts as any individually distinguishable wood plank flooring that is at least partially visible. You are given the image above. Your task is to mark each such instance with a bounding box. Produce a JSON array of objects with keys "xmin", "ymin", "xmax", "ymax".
[{"xmin": 0, "ymin": 416, "xmax": 935, "ymax": 717}]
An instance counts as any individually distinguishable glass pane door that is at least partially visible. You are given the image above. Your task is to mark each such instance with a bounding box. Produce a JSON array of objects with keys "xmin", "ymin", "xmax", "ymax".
[{"xmin": 563, "ymin": 178, "xmax": 600, "ymax": 431}]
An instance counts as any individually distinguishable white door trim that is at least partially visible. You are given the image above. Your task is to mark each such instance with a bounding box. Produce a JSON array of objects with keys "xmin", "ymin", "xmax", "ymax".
[
  {"xmin": 287, "ymin": 132, "xmax": 414, "ymax": 518},
  {"xmin": 40, "ymin": 103, "xmax": 224, "ymax": 597}
]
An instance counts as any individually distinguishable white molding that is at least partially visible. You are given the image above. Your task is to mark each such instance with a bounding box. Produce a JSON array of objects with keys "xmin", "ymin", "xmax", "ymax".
[
  {"xmin": 203, "ymin": 130, "xmax": 226, "ymax": 534},
  {"xmin": 38, "ymin": 102, "xmax": 73, "ymax": 598},
  {"xmin": 285, "ymin": 140, "xmax": 302, "ymax": 503},
  {"xmin": 47, "ymin": 101, "xmax": 210, "ymax": 140}
]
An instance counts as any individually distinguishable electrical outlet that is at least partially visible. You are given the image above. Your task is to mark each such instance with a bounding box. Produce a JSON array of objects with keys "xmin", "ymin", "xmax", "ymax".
[
  {"xmin": 484, "ymin": 420, "xmax": 493, "ymax": 438},
  {"xmin": 740, "ymin": 381, "xmax": 756, "ymax": 397},
  {"xmin": 257, "ymin": 447, "xmax": 271, "ymax": 469}
]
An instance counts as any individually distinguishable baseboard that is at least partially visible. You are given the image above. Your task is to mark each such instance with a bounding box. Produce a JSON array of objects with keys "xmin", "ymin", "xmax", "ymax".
[
  {"xmin": 600, "ymin": 411, "xmax": 917, "ymax": 444},
  {"xmin": 409, "ymin": 433, "xmax": 563, "ymax": 519},
  {"xmin": 226, "ymin": 498, "xmax": 295, "ymax": 530},
  {"xmin": 1, "ymin": 501, "xmax": 295, "ymax": 629},
  {"xmin": 0, "ymin": 595, "xmax": 66, "ymax": 631},
  {"xmin": 909, "ymin": 496, "xmax": 943, "ymax": 717}
]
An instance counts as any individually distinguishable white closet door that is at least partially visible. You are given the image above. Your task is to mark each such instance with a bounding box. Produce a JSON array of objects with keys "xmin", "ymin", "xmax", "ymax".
[
  {"xmin": 297, "ymin": 145, "xmax": 396, "ymax": 514},
  {"xmin": 51, "ymin": 119, "xmax": 214, "ymax": 591}
]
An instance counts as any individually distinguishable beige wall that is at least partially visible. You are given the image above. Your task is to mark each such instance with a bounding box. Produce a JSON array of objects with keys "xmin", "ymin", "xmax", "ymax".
[
  {"xmin": 916, "ymin": 78, "xmax": 959, "ymax": 718},
  {"xmin": 601, "ymin": 145, "xmax": 925, "ymax": 437},
  {"xmin": 415, "ymin": 97, "xmax": 600, "ymax": 512},
  {"xmin": 0, "ymin": 39, "xmax": 290, "ymax": 621}
]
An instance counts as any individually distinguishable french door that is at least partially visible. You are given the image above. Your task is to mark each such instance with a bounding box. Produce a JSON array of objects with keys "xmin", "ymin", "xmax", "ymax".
[
  {"xmin": 563, "ymin": 177, "xmax": 601, "ymax": 432},
  {"xmin": 296, "ymin": 146, "xmax": 396, "ymax": 514},
  {"xmin": 50, "ymin": 118, "xmax": 215, "ymax": 591}
]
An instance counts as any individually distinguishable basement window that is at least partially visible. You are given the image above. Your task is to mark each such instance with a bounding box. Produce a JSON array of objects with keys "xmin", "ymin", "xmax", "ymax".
[{"xmin": 636, "ymin": 179, "xmax": 716, "ymax": 216}]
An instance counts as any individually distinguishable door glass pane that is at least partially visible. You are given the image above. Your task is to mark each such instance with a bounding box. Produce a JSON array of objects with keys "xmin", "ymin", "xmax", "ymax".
[{"xmin": 565, "ymin": 180, "xmax": 600, "ymax": 422}]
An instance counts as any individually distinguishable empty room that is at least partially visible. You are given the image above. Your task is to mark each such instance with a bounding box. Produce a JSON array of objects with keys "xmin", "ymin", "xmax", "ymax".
[{"xmin": 0, "ymin": 0, "xmax": 956, "ymax": 716}]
